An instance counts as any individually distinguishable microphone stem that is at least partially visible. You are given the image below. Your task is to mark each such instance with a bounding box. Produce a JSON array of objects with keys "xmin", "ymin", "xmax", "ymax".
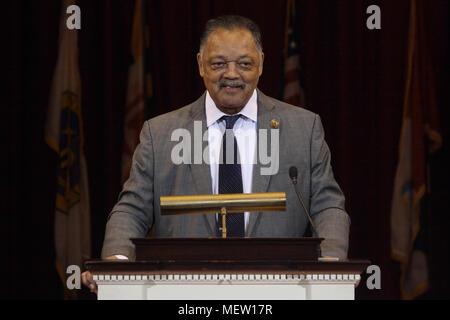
[
  {"xmin": 292, "ymin": 180, "xmax": 322, "ymax": 257},
  {"xmin": 299, "ymin": 194, "xmax": 316, "ymax": 235},
  {"xmin": 293, "ymin": 182, "xmax": 317, "ymax": 237}
]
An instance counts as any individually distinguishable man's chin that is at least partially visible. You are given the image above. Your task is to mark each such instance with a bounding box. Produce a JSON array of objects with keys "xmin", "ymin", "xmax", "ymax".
[
  {"xmin": 217, "ymin": 94, "xmax": 250, "ymax": 108},
  {"xmin": 214, "ymin": 103, "xmax": 245, "ymax": 115}
]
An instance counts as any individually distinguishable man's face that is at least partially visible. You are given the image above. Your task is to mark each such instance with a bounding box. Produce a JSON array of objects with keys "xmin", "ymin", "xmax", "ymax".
[{"xmin": 197, "ymin": 28, "xmax": 264, "ymax": 114}]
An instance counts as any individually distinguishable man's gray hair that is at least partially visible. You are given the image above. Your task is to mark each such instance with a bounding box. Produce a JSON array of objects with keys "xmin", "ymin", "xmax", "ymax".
[{"xmin": 199, "ymin": 15, "xmax": 263, "ymax": 54}]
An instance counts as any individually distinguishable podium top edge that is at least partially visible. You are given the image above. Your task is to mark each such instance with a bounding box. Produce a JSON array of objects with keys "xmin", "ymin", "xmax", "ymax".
[
  {"xmin": 84, "ymin": 259, "xmax": 372, "ymax": 273},
  {"xmin": 130, "ymin": 237, "xmax": 323, "ymax": 241},
  {"xmin": 130, "ymin": 237, "xmax": 324, "ymax": 243}
]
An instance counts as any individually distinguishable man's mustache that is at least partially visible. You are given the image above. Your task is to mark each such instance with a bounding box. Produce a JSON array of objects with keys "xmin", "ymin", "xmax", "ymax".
[{"xmin": 219, "ymin": 81, "xmax": 245, "ymax": 89}]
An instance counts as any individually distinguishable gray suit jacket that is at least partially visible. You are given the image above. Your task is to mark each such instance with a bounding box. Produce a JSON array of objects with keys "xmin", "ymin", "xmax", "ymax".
[{"xmin": 101, "ymin": 90, "xmax": 350, "ymax": 260}]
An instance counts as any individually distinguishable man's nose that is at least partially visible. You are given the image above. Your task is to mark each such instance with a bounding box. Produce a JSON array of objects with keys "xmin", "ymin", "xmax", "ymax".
[{"xmin": 223, "ymin": 61, "xmax": 239, "ymax": 79}]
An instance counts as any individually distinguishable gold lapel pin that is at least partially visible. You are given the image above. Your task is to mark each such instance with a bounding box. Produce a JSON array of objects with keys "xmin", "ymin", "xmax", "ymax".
[{"xmin": 270, "ymin": 119, "xmax": 279, "ymax": 129}]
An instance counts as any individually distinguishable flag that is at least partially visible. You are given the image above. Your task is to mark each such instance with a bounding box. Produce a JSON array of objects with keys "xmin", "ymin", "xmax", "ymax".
[
  {"xmin": 390, "ymin": 0, "xmax": 442, "ymax": 300},
  {"xmin": 282, "ymin": 0, "xmax": 305, "ymax": 106},
  {"xmin": 45, "ymin": 0, "xmax": 91, "ymax": 298},
  {"xmin": 121, "ymin": 0, "xmax": 154, "ymax": 185}
]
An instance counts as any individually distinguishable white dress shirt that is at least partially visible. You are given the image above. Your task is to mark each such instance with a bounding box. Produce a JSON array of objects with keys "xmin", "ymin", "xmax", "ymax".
[{"xmin": 205, "ymin": 89, "xmax": 258, "ymax": 233}]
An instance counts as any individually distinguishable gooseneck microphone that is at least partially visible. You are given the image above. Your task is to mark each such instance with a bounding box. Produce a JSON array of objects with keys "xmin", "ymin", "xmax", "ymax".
[{"xmin": 289, "ymin": 166, "xmax": 322, "ymax": 257}]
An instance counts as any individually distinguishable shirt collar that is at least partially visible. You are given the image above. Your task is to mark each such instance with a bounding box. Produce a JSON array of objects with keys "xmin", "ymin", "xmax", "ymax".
[{"xmin": 205, "ymin": 89, "xmax": 258, "ymax": 127}]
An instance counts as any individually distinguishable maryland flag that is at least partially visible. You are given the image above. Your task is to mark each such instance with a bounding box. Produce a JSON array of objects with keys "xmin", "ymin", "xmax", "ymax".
[
  {"xmin": 390, "ymin": 0, "xmax": 442, "ymax": 300},
  {"xmin": 121, "ymin": 0, "xmax": 153, "ymax": 184},
  {"xmin": 282, "ymin": 0, "xmax": 305, "ymax": 106},
  {"xmin": 45, "ymin": 0, "xmax": 91, "ymax": 298}
]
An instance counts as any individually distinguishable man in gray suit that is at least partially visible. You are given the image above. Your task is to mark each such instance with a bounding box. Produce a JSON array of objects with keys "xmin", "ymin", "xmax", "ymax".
[{"xmin": 83, "ymin": 15, "xmax": 350, "ymax": 293}]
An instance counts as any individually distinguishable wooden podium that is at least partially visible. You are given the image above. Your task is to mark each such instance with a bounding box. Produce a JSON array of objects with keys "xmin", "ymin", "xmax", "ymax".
[{"xmin": 85, "ymin": 238, "xmax": 369, "ymax": 300}]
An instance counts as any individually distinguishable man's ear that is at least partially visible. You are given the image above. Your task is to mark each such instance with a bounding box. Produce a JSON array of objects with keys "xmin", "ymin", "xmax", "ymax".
[
  {"xmin": 197, "ymin": 53, "xmax": 204, "ymax": 77},
  {"xmin": 258, "ymin": 52, "xmax": 264, "ymax": 76}
]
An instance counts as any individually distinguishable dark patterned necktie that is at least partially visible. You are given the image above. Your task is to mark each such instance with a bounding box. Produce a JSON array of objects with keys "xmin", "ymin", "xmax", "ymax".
[{"xmin": 218, "ymin": 114, "xmax": 245, "ymax": 237}]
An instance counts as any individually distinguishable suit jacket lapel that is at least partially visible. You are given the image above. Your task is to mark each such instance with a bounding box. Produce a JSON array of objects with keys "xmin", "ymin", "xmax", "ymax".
[
  {"xmin": 187, "ymin": 92, "xmax": 216, "ymax": 235},
  {"xmin": 248, "ymin": 89, "xmax": 280, "ymax": 236},
  {"xmin": 188, "ymin": 92, "xmax": 212, "ymax": 194},
  {"xmin": 252, "ymin": 90, "xmax": 277, "ymax": 194}
]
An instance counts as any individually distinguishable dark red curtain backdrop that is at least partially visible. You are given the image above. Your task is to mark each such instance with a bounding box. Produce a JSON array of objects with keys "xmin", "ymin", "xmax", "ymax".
[{"xmin": 5, "ymin": 0, "xmax": 449, "ymax": 299}]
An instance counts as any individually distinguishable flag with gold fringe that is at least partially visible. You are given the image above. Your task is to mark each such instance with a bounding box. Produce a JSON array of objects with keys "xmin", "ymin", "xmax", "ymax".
[
  {"xmin": 45, "ymin": 0, "xmax": 91, "ymax": 299},
  {"xmin": 390, "ymin": 0, "xmax": 442, "ymax": 300},
  {"xmin": 121, "ymin": 0, "xmax": 153, "ymax": 185},
  {"xmin": 282, "ymin": 0, "xmax": 306, "ymax": 106}
]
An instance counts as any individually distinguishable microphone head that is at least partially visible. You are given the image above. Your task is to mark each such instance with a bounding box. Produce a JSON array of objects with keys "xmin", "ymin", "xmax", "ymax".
[{"xmin": 289, "ymin": 166, "xmax": 298, "ymax": 182}]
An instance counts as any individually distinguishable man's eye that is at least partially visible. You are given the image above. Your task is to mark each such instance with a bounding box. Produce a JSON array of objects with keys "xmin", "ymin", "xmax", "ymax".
[
  {"xmin": 239, "ymin": 62, "xmax": 252, "ymax": 68},
  {"xmin": 212, "ymin": 62, "xmax": 225, "ymax": 68}
]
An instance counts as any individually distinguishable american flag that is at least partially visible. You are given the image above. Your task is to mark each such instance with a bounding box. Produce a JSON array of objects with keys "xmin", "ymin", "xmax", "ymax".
[{"xmin": 282, "ymin": 0, "xmax": 305, "ymax": 106}]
